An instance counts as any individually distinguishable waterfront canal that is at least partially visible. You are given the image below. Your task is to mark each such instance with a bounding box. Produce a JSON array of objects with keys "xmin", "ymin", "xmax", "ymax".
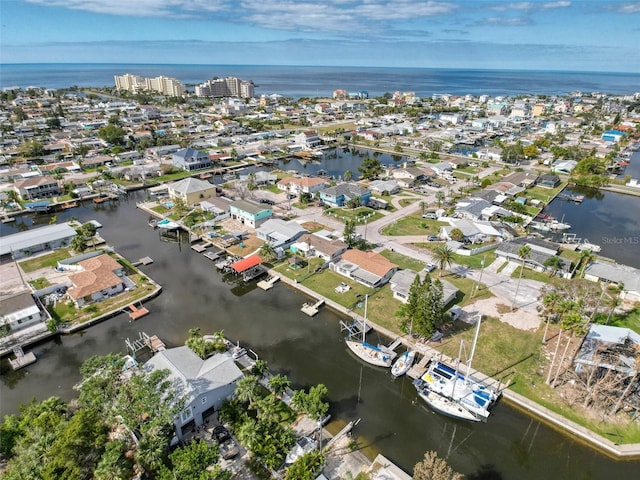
[{"xmin": 1, "ymin": 190, "xmax": 639, "ymax": 479}]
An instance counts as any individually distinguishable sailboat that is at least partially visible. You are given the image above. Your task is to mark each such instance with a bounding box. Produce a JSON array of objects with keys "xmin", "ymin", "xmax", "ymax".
[
  {"xmin": 391, "ymin": 350, "xmax": 416, "ymax": 377},
  {"xmin": 345, "ymin": 295, "xmax": 396, "ymax": 368},
  {"xmin": 413, "ymin": 314, "xmax": 499, "ymax": 422}
]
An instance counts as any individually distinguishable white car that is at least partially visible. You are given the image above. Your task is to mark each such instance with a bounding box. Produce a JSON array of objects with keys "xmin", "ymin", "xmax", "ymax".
[{"xmin": 424, "ymin": 263, "xmax": 437, "ymax": 273}]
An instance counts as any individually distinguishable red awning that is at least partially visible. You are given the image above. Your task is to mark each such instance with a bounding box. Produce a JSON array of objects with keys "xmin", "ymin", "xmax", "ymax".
[{"xmin": 230, "ymin": 255, "xmax": 262, "ymax": 273}]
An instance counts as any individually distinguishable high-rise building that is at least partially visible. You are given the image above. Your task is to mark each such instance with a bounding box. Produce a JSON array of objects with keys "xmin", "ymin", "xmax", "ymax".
[
  {"xmin": 195, "ymin": 77, "xmax": 254, "ymax": 98},
  {"xmin": 114, "ymin": 73, "xmax": 185, "ymax": 97}
]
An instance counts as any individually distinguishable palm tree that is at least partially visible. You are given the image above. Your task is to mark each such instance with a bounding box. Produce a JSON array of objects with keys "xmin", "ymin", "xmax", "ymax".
[
  {"xmin": 235, "ymin": 375, "xmax": 260, "ymax": 406},
  {"xmin": 268, "ymin": 374, "xmax": 291, "ymax": 398},
  {"xmin": 540, "ymin": 290, "xmax": 561, "ymax": 344},
  {"xmin": 511, "ymin": 245, "xmax": 531, "ymax": 311},
  {"xmin": 251, "ymin": 359, "xmax": 268, "ymax": 378},
  {"xmin": 433, "ymin": 245, "xmax": 454, "ymax": 277},
  {"xmin": 579, "ymin": 250, "xmax": 596, "ymax": 278},
  {"xmin": 343, "ymin": 170, "xmax": 353, "ymax": 182},
  {"xmin": 435, "ymin": 190, "xmax": 445, "ymax": 208},
  {"xmin": 260, "ymin": 242, "xmax": 277, "ymax": 262}
]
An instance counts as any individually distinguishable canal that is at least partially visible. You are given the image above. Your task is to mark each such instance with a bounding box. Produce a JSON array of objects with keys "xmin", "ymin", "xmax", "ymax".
[{"xmin": 1, "ymin": 190, "xmax": 639, "ymax": 479}]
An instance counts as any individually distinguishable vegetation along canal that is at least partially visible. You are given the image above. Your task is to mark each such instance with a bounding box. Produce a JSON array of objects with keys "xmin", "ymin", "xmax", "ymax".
[{"xmin": 1, "ymin": 190, "xmax": 639, "ymax": 479}]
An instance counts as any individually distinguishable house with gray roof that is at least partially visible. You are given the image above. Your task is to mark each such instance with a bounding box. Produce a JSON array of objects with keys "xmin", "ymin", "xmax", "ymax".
[
  {"xmin": 168, "ymin": 177, "xmax": 217, "ymax": 205},
  {"xmin": 584, "ymin": 262, "xmax": 640, "ymax": 302},
  {"xmin": 229, "ymin": 199, "xmax": 272, "ymax": 228},
  {"xmin": 0, "ymin": 222, "xmax": 77, "ymax": 260},
  {"xmin": 0, "ymin": 291, "xmax": 44, "ymax": 335},
  {"xmin": 144, "ymin": 346, "xmax": 243, "ymax": 440},
  {"xmin": 495, "ymin": 236, "xmax": 563, "ymax": 272},
  {"xmin": 369, "ymin": 179, "xmax": 400, "ymax": 195},
  {"xmin": 172, "ymin": 147, "xmax": 212, "ymax": 171},
  {"xmin": 289, "ymin": 233, "xmax": 348, "ymax": 262},
  {"xmin": 455, "ymin": 198, "xmax": 493, "ymax": 221},
  {"xmin": 319, "ymin": 183, "xmax": 371, "ymax": 207},
  {"xmin": 256, "ymin": 219, "xmax": 308, "ymax": 248},
  {"xmin": 390, "ymin": 270, "xmax": 459, "ymax": 306},
  {"xmin": 440, "ymin": 218, "xmax": 502, "ymax": 244}
]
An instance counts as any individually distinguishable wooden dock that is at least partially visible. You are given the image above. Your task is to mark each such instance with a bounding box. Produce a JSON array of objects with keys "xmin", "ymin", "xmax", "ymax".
[
  {"xmin": 203, "ymin": 250, "xmax": 223, "ymax": 261},
  {"xmin": 133, "ymin": 256, "xmax": 154, "ymax": 266},
  {"xmin": 9, "ymin": 347, "xmax": 37, "ymax": 370},
  {"xmin": 146, "ymin": 334, "xmax": 166, "ymax": 352},
  {"xmin": 257, "ymin": 275, "xmax": 280, "ymax": 290},
  {"xmin": 125, "ymin": 332, "xmax": 164, "ymax": 356},
  {"xmin": 128, "ymin": 303, "xmax": 149, "ymax": 320},
  {"xmin": 191, "ymin": 243, "xmax": 209, "ymax": 252},
  {"xmin": 301, "ymin": 299, "xmax": 325, "ymax": 317}
]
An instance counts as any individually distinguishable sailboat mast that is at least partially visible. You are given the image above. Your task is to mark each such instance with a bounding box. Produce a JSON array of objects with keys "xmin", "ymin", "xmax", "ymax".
[
  {"xmin": 363, "ymin": 295, "xmax": 368, "ymax": 342},
  {"xmin": 466, "ymin": 313, "xmax": 482, "ymax": 382}
]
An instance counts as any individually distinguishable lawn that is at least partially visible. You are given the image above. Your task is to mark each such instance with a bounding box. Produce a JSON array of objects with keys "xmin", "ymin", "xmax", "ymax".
[
  {"xmin": 379, "ymin": 249, "xmax": 425, "ymax": 271},
  {"xmin": 381, "ymin": 215, "xmax": 447, "ymax": 236},
  {"xmin": 442, "ymin": 273, "xmax": 494, "ymax": 306},
  {"xmin": 19, "ymin": 248, "xmax": 73, "ymax": 273},
  {"xmin": 398, "ymin": 198, "xmax": 418, "ymax": 207},
  {"xmin": 325, "ymin": 207, "xmax": 382, "ymax": 224},
  {"xmin": 415, "ymin": 243, "xmax": 497, "ymax": 270},
  {"xmin": 511, "ymin": 266, "xmax": 554, "ymax": 283},
  {"xmin": 524, "ymin": 183, "xmax": 568, "ymax": 204},
  {"xmin": 29, "ymin": 277, "xmax": 51, "ymax": 289}
]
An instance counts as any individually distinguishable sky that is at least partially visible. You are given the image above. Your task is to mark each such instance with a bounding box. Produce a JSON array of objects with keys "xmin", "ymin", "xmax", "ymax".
[{"xmin": 1, "ymin": 0, "xmax": 639, "ymax": 72}]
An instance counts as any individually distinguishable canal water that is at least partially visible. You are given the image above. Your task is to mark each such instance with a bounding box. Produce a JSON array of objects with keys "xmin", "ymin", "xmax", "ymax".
[
  {"xmin": 1, "ymin": 191, "xmax": 639, "ymax": 479},
  {"xmin": 542, "ymin": 148, "xmax": 640, "ymax": 269}
]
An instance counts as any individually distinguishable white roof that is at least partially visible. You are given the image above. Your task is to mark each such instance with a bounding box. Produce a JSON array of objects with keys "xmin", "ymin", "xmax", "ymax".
[{"xmin": 0, "ymin": 222, "xmax": 76, "ymax": 256}]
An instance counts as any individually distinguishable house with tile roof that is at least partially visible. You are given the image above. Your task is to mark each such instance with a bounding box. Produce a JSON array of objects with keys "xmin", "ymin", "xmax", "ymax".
[
  {"xmin": 144, "ymin": 346, "xmax": 243, "ymax": 440},
  {"xmin": 66, "ymin": 254, "xmax": 128, "ymax": 307},
  {"xmin": 13, "ymin": 175, "xmax": 61, "ymax": 200},
  {"xmin": 331, "ymin": 250, "xmax": 398, "ymax": 288}
]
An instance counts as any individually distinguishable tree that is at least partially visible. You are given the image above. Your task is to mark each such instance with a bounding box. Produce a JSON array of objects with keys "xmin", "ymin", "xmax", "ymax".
[
  {"xmin": 449, "ymin": 228, "xmax": 464, "ymax": 242},
  {"xmin": 357, "ymin": 157, "xmax": 383, "ymax": 180},
  {"xmin": 285, "ymin": 451, "xmax": 325, "ymax": 480},
  {"xmin": 71, "ymin": 234, "xmax": 88, "ymax": 253},
  {"xmin": 235, "ymin": 375, "xmax": 261, "ymax": 407},
  {"xmin": 343, "ymin": 170, "xmax": 353, "ymax": 182},
  {"xmin": 543, "ymin": 256, "xmax": 563, "ymax": 277},
  {"xmin": 435, "ymin": 190, "xmax": 446, "ymax": 207},
  {"xmin": 413, "ymin": 451, "xmax": 463, "ymax": 480},
  {"xmin": 251, "ymin": 359, "xmax": 269, "ymax": 378},
  {"xmin": 343, "ymin": 220, "xmax": 357, "ymax": 247},
  {"xmin": 433, "ymin": 245, "xmax": 454, "ymax": 277},
  {"xmin": 93, "ymin": 440, "xmax": 133, "ymax": 480},
  {"xmin": 291, "ymin": 384, "xmax": 329, "ymax": 421},
  {"xmin": 268, "ymin": 374, "xmax": 291, "ymax": 397},
  {"xmin": 98, "ymin": 124, "xmax": 126, "ymax": 145},
  {"xmin": 398, "ymin": 274, "xmax": 422, "ymax": 334},
  {"xmin": 260, "ymin": 242, "xmax": 277, "ymax": 262},
  {"xmin": 156, "ymin": 439, "xmax": 226, "ymax": 480},
  {"xmin": 511, "ymin": 245, "xmax": 531, "ymax": 311}
]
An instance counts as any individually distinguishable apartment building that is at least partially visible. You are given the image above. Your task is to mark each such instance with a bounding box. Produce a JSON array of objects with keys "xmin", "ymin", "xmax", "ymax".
[
  {"xmin": 195, "ymin": 77, "xmax": 254, "ymax": 98},
  {"xmin": 114, "ymin": 74, "xmax": 185, "ymax": 97}
]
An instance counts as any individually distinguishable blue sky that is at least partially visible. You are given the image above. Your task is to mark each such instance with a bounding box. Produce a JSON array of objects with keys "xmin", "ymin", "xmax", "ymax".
[{"xmin": 1, "ymin": 0, "xmax": 639, "ymax": 72}]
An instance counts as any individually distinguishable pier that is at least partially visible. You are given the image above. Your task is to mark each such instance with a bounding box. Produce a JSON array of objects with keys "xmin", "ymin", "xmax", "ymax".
[
  {"xmin": 132, "ymin": 256, "xmax": 154, "ymax": 266},
  {"xmin": 301, "ymin": 298, "xmax": 325, "ymax": 316},
  {"xmin": 9, "ymin": 347, "xmax": 37, "ymax": 370},
  {"xmin": 257, "ymin": 275, "xmax": 280, "ymax": 290},
  {"xmin": 127, "ymin": 303, "xmax": 150, "ymax": 320},
  {"xmin": 125, "ymin": 332, "xmax": 165, "ymax": 357}
]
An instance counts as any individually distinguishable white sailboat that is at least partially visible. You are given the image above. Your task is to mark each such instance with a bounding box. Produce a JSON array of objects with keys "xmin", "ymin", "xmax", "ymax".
[
  {"xmin": 345, "ymin": 295, "xmax": 395, "ymax": 368},
  {"xmin": 414, "ymin": 314, "xmax": 499, "ymax": 422},
  {"xmin": 391, "ymin": 350, "xmax": 416, "ymax": 377}
]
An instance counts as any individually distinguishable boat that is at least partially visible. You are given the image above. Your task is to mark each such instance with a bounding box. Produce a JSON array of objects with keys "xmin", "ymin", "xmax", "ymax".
[
  {"xmin": 530, "ymin": 220, "xmax": 571, "ymax": 232},
  {"xmin": 285, "ymin": 436, "xmax": 318, "ymax": 464},
  {"xmin": 577, "ymin": 239, "xmax": 601, "ymax": 253},
  {"xmin": 391, "ymin": 350, "xmax": 416, "ymax": 377},
  {"xmin": 345, "ymin": 295, "xmax": 396, "ymax": 368},
  {"xmin": 157, "ymin": 219, "xmax": 180, "ymax": 229},
  {"xmin": 413, "ymin": 315, "xmax": 499, "ymax": 422}
]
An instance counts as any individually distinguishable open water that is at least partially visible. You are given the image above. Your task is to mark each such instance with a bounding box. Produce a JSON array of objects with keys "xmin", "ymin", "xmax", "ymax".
[{"xmin": 2, "ymin": 64, "xmax": 640, "ymax": 98}]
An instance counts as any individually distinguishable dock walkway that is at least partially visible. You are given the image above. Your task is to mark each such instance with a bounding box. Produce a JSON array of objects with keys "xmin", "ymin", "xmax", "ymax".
[
  {"xmin": 301, "ymin": 298, "xmax": 325, "ymax": 316},
  {"xmin": 257, "ymin": 275, "xmax": 280, "ymax": 290}
]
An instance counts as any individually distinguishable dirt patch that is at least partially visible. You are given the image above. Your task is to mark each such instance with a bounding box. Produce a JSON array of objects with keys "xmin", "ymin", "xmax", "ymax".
[
  {"xmin": 466, "ymin": 296, "xmax": 542, "ymax": 331},
  {"xmin": 300, "ymin": 221, "xmax": 329, "ymax": 232}
]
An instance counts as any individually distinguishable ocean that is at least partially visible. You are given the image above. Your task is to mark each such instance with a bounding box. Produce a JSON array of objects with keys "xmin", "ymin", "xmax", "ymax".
[{"xmin": 1, "ymin": 64, "xmax": 639, "ymax": 98}]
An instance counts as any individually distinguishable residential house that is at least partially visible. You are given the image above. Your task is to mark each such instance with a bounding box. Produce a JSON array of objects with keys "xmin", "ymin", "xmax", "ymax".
[
  {"xmin": 13, "ymin": 175, "xmax": 61, "ymax": 200},
  {"xmin": 455, "ymin": 198, "xmax": 494, "ymax": 221},
  {"xmin": 168, "ymin": 177, "xmax": 217, "ymax": 205},
  {"xmin": 289, "ymin": 233, "xmax": 348, "ymax": 262},
  {"xmin": 368, "ymin": 179, "xmax": 400, "ymax": 195},
  {"xmin": 0, "ymin": 292, "xmax": 43, "ymax": 334},
  {"xmin": 584, "ymin": 262, "xmax": 640, "ymax": 302},
  {"xmin": 389, "ymin": 270, "xmax": 459, "ymax": 306},
  {"xmin": 431, "ymin": 161, "xmax": 455, "ymax": 175},
  {"xmin": 172, "ymin": 147, "xmax": 212, "ymax": 171},
  {"xmin": 0, "ymin": 222, "xmax": 77, "ymax": 260},
  {"xmin": 277, "ymin": 176, "xmax": 329, "ymax": 195},
  {"xmin": 294, "ymin": 130, "xmax": 322, "ymax": 150},
  {"xmin": 331, "ymin": 250, "xmax": 398, "ymax": 288},
  {"xmin": 256, "ymin": 219, "xmax": 308, "ymax": 249},
  {"xmin": 551, "ymin": 160, "xmax": 578, "ymax": 174},
  {"xmin": 392, "ymin": 167, "xmax": 429, "ymax": 187},
  {"xmin": 199, "ymin": 197, "xmax": 232, "ymax": 223},
  {"xmin": 144, "ymin": 346, "xmax": 243, "ymax": 440},
  {"xmin": 440, "ymin": 218, "xmax": 503, "ymax": 244},
  {"xmin": 495, "ymin": 237, "xmax": 562, "ymax": 272},
  {"xmin": 574, "ymin": 324, "xmax": 640, "ymax": 378},
  {"xmin": 502, "ymin": 171, "xmax": 539, "ymax": 188},
  {"xmin": 319, "ymin": 183, "xmax": 371, "ymax": 207},
  {"xmin": 229, "ymin": 199, "xmax": 272, "ymax": 228},
  {"xmin": 536, "ymin": 174, "xmax": 561, "ymax": 189},
  {"xmin": 82, "ymin": 155, "xmax": 112, "ymax": 169},
  {"xmin": 66, "ymin": 254, "xmax": 128, "ymax": 307}
]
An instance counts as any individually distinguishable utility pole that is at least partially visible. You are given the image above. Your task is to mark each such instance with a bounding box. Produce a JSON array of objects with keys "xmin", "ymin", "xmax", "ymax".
[{"xmin": 473, "ymin": 255, "xmax": 486, "ymax": 297}]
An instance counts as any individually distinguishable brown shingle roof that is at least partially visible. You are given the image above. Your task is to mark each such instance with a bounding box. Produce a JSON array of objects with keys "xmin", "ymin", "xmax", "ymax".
[
  {"xmin": 67, "ymin": 254, "xmax": 123, "ymax": 300},
  {"xmin": 340, "ymin": 250, "xmax": 397, "ymax": 277}
]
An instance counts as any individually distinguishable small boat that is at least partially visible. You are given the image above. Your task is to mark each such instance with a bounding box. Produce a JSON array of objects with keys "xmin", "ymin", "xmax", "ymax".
[
  {"xmin": 345, "ymin": 295, "xmax": 395, "ymax": 368},
  {"xmin": 391, "ymin": 350, "xmax": 416, "ymax": 377},
  {"xmin": 414, "ymin": 381, "xmax": 480, "ymax": 422},
  {"xmin": 157, "ymin": 219, "xmax": 180, "ymax": 229},
  {"xmin": 285, "ymin": 436, "xmax": 318, "ymax": 464}
]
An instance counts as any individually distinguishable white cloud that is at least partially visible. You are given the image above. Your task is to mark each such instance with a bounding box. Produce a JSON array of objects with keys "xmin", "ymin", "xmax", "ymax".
[
  {"xmin": 618, "ymin": 2, "xmax": 640, "ymax": 13},
  {"xmin": 542, "ymin": 1, "xmax": 571, "ymax": 9},
  {"xmin": 489, "ymin": 1, "xmax": 570, "ymax": 12},
  {"xmin": 484, "ymin": 16, "xmax": 532, "ymax": 26}
]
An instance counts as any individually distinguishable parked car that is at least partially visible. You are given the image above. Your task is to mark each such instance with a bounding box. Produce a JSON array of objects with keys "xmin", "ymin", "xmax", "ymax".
[
  {"xmin": 219, "ymin": 438, "xmax": 239, "ymax": 459},
  {"xmin": 212, "ymin": 425, "xmax": 231, "ymax": 444},
  {"xmin": 423, "ymin": 263, "xmax": 437, "ymax": 273},
  {"xmin": 259, "ymin": 198, "xmax": 275, "ymax": 205},
  {"xmin": 427, "ymin": 235, "xmax": 440, "ymax": 241},
  {"xmin": 422, "ymin": 212, "xmax": 437, "ymax": 219},
  {"xmin": 286, "ymin": 193, "xmax": 297, "ymax": 200}
]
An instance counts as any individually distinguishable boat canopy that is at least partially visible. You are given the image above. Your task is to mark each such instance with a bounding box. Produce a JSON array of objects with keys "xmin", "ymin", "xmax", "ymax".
[{"xmin": 230, "ymin": 255, "xmax": 262, "ymax": 273}]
